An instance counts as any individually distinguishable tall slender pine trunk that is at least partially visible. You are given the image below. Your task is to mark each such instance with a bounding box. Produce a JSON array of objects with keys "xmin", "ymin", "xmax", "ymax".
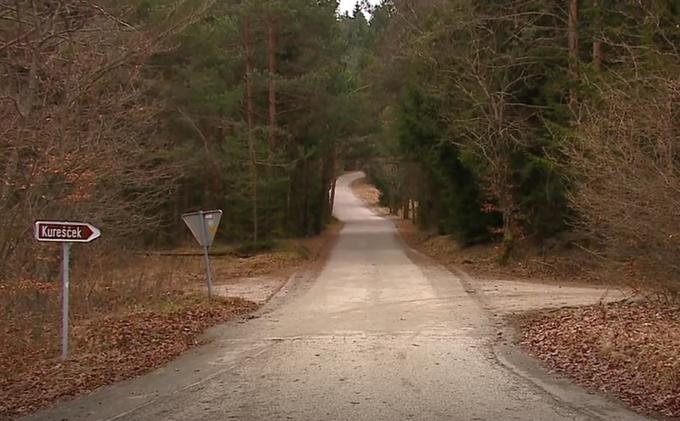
[
  {"xmin": 320, "ymin": 139, "xmax": 336, "ymax": 226},
  {"xmin": 244, "ymin": 28, "xmax": 258, "ymax": 244},
  {"xmin": 267, "ymin": 19, "xmax": 278, "ymax": 150},
  {"xmin": 568, "ymin": 0, "xmax": 580, "ymax": 107},
  {"xmin": 592, "ymin": 0, "xmax": 603, "ymax": 71}
]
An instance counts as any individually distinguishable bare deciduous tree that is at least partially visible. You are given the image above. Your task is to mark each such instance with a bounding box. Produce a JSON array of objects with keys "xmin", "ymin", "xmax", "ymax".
[
  {"xmin": 0, "ymin": 0, "xmax": 213, "ymax": 273},
  {"xmin": 567, "ymin": 75, "xmax": 680, "ymax": 292}
]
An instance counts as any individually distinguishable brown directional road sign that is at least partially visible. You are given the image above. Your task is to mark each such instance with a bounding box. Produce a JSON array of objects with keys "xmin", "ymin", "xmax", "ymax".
[{"xmin": 34, "ymin": 221, "xmax": 101, "ymax": 243}]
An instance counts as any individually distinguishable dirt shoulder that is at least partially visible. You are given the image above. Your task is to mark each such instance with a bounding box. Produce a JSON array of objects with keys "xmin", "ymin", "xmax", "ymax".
[{"xmin": 0, "ymin": 224, "xmax": 340, "ymax": 420}]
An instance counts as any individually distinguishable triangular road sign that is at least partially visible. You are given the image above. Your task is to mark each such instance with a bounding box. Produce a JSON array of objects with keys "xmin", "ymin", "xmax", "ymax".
[{"xmin": 182, "ymin": 210, "xmax": 222, "ymax": 247}]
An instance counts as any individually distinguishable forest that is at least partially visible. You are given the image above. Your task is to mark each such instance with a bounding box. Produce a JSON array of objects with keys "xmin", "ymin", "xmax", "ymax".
[
  {"xmin": 359, "ymin": 0, "xmax": 680, "ymax": 293},
  {"xmin": 1, "ymin": 0, "xmax": 679, "ymax": 291},
  {"xmin": 1, "ymin": 0, "xmax": 358, "ymax": 270}
]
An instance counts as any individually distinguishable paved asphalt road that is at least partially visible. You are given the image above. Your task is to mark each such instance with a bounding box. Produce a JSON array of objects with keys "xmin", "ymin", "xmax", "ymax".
[{"xmin": 28, "ymin": 172, "xmax": 649, "ymax": 421}]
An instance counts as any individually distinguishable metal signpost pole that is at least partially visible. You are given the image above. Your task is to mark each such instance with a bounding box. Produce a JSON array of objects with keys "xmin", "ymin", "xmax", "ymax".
[
  {"xmin": 61, "ymin": 242, "xmax": 71, "ymax": 360},
  {"xmin": 199, "ymin": 210, "xmax": 214, "ymax": 298},
  {"xmin": 35, "ymin": 220, "xmax": 101, "ymax": 360}
]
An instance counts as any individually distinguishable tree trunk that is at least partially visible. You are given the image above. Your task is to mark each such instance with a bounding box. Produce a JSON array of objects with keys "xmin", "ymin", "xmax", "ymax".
[
  {"xmin": 568, "ymin": 0, "xmax": 580, "ymax": 107},
  {"xmin": 319, "ymin": 139, "xmax": 336, "ymax": 225},
  {"xmin": 329, "ymin": 177, "xmax": 337, "ymax": 218},
  {"xmin": 244, "ymin": 29, "xmax": 258, "ymax": 244},
  {"xmin": 303, "ymin": 157, "xmax": 310, "ymax": 236},
  {"xmin": 500, "ymin": 209, "xmax": 514, "ymax": 265},
  {"xmin": 267, "ymin": 19, "xmax": 278, "ymax": 149},
  {"xmin": 592, "ymin": 0, "xmax": 603, "ymax": 71},
  {"xmin": 499, "ymin": 191, "xmax": 518, "ymax": 265},
  {"xmin": 285, "ymin": 173, "xmax": 292, "ymax": 230},
  {"xmin": 266, "ymin": 18, "xmax": 278, "ymax": 234}
]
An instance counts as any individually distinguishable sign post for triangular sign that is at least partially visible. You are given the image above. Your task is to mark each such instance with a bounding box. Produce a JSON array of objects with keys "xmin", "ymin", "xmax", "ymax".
[{"xmin": 182, "ymin": 210, "xmax": 223, "ymax": 298}]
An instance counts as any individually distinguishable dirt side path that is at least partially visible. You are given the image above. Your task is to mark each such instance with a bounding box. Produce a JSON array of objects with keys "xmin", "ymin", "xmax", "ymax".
[{"xmin": 351, "ymin": 175, "xmax": 629, "ymax": 315}]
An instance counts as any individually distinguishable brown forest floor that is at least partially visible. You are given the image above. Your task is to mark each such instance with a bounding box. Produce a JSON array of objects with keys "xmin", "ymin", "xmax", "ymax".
[
  {"xmin": 517, "ymin": 302, "xmax": 680, "ymax": 418},
  {"xmin": 353, "ymin": 176, "xmax": 680, "ymax": 418},
  {"xmin": 0, "ymin": 227, "xmax": 338, "ymax": 419},
  {"xmin": 1, "ymin": 295, "xmax": 257, "ymax": 419}
]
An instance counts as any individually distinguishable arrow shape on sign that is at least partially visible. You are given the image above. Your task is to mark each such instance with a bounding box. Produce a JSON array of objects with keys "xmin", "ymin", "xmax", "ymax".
[{"xmin": 34, "ymin": 221, "xmax": 102, "ymax": 243}]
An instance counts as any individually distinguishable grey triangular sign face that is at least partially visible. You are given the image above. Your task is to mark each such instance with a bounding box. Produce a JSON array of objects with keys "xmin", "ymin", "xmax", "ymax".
[{"xmin": 182, "ymin": 210, "xmax": 222, "ymax": 247}]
